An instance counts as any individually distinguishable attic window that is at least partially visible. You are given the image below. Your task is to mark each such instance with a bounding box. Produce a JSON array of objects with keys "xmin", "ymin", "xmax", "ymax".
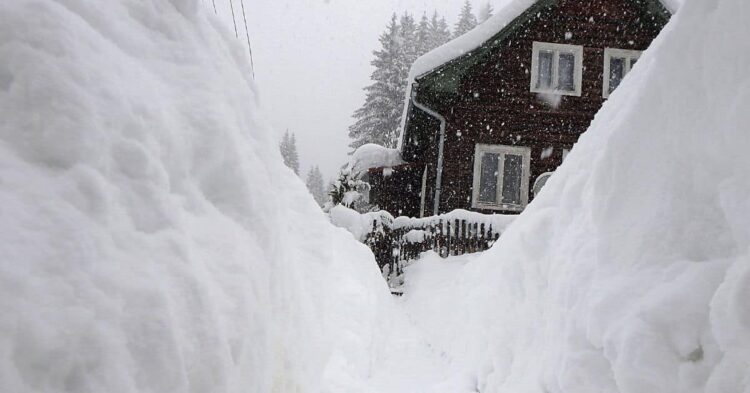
[
  {"xmin": 472, "ymin": 144, "xmax": 531, "ymax": 211},
  {"xmin": 603, "ymin": 48, "xmax": 642, "ymax": 97},
  {"xmin": 530, "ymin": 42, "xmax": 583, "ymax": 96}
]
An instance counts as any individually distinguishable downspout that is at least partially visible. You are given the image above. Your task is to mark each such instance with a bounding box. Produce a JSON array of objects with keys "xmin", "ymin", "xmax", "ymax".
[{"xmin": 410, "ymin": 83, "xmax": 446, "ymax": 216}]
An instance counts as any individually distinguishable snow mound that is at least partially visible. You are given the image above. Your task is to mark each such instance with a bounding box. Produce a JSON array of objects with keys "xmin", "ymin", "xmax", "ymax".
[
  {"xmin": 392, "ymin": 209, "xmax": 516, "ymax": 233},
  {"xmin": 348, "ymin": 143, "xmax": 404, "ymax": 175},
  {"xmin": 0, "ymin": 1, "xmax": 389, "ymax": 392},
  {"xmin": 329, "ymin": 205, "xmax": 394, "ymax": 242},
  {"xmin": 403, "ymin": 0, "xmax": 750, "ymax": 392}
]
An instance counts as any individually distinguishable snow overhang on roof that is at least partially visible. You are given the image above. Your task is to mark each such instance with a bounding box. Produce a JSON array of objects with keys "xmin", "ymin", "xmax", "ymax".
[{"xmin": 408, "ymin": 0, "xmax": 538, "ymax": 81}]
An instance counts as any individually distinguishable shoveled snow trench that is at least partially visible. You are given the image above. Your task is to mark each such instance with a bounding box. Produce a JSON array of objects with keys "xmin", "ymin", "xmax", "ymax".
[{"xmin": 3, "ymin": 0, "xmax": 750, "ymax": 393}]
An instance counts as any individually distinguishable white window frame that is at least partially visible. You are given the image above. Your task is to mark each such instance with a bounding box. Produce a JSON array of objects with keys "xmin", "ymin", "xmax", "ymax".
[
  {"xmin": 471, "ymin": 144, "xmax": 531, "ymax": 212},
  {"xmin": 603, "ymin": 48, "xmax": 642, "ymax": 98},
  {"xmin": 530, "ymin": 41, "xmax": 584, "ymax": 97}
]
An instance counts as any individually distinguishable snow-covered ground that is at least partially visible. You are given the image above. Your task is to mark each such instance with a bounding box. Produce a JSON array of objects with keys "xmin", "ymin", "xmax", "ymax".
[
  {"xmin": 2, "ymin": 0, "xmax": 750, "ymax": 392},
  {"xmin": 392, "ymin": 0, "xmax": 750, "ymax": 392}
]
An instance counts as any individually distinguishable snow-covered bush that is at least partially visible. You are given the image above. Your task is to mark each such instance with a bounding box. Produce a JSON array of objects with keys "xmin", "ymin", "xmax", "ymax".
[
  {"xmin": 327, "ymin": 167, "xmax": 372, "ymax": 212},
  {"xmin": 327, "ymin": 144, "xmax": 402, "ymax": 213}
]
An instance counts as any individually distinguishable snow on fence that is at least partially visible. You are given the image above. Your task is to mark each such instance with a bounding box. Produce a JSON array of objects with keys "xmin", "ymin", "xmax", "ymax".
[{"xmin": 361, "ymin": 210, "xmax": 516, "ymax": 280}]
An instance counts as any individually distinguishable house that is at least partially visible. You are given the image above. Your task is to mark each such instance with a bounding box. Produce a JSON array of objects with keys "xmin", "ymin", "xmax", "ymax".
[{"xmin": 369, "ymin": 0, "xmax": 673, "ymax": 217}]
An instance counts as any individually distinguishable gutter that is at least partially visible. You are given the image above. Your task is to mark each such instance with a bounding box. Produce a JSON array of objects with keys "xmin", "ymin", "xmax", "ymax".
[{"xmin": 409, "ymin": 83, "xmax": 447, "ymax": 216}]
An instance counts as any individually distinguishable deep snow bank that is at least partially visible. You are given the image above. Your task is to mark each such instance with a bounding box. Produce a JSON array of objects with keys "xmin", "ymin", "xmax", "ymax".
[
  {"xmin": 403, "ymin": 0, "xmax": 750, "ymax": 392},
  {"xmin": 0, "ymin": 1, "xmax": 389, "ymax": 392}
]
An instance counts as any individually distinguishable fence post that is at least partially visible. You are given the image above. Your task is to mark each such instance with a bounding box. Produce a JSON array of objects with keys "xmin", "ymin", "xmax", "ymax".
[
  {"xmin": 453, "ymin": 218, "xmax": 461, "ymax": 255},
  {"xmin": 461, "ymin": 220, "xmax": 467, "ymax": 255},
  {"xmin": 487, "ymin": 225, "xmax": 494, "ymax": 251},
  {"xmin": 480, "ymin": 223, "xmax": 486, "ymax": 251},
  {"xmin": 446, "ymin": 220, "xmax": 451, "ymax": 258}
]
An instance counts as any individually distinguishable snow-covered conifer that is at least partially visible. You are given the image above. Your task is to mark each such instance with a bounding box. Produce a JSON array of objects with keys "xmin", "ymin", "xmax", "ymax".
[
  {"xmin": 416, "ymin": 13, "xmax": 432, "ymax": 56},
  {"xmin": 400, "ymin": 13, "xmax": 419, "ymax": 67},
  {"xmin": 348, "ymin": 15, "xmax": 408, "ymax": 149},
  {"xmin": 454, "ymin": 0, "xmax": 478, "ymax": 38},
  {"xmin": 279, "ymin": 130, "xmax": 300, "ymax": 174},
  {"xmin": 429, "ymin": 12, "xmax": 452, "ymax": 49},
  {"xmin": 305, "ymin": 165, "xmax": 327, "ymax": 206},
  {"xmin": 478, "ymin": 2, "xmax": 494, "ymax": 23}
]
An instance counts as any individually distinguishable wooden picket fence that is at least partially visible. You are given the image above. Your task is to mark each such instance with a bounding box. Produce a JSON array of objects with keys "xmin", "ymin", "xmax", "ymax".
[{"xmin": 364, "ymin": 217, "xmax": 503, "ymax": 280}]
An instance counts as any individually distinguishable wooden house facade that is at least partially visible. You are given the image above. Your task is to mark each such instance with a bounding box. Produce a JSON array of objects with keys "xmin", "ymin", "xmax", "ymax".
[{"xmin": 370, "ymin": 0, "xmax": 672, "ymax": 217}]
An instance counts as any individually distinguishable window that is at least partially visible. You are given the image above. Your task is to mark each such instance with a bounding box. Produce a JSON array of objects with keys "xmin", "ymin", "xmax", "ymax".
[
  {"xmin": 472, "ymin": 144, "xmax": 531, "ymax": 211},
  {"xmin": 530, "ymin": 42, "xmax": 583, "ymax": 96},
  {"xmin": 603, "ymin": 48, "xmax": 642, "ymax": 97}
]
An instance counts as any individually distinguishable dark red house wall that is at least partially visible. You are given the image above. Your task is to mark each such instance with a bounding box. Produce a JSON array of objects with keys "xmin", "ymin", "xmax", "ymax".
[
  {"xmin": 427, "ymin": 0, "xmax": 667, "ymax": 214},
  {"xmin": 368, "ymin": 164, "xmax": 423, "ymax": 217}
]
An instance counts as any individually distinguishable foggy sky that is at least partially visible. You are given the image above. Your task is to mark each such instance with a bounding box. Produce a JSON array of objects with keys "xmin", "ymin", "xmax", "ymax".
[{"xmin": 212, "ymin": 0, "xmax": 501, "ymax": 180}]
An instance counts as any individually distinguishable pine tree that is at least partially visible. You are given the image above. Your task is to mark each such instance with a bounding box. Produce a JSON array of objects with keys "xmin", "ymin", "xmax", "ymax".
[
  {"xmin": 400, "ymin": 13, "xmax": 419, "ymax": 67},
  {"xmin": 279, "ymin": 129, "xmax": 300, "ymax": 175},
  {"xmin": 454, "ymin": 0, "xmax": 479, "ymax": 38},
  {"xmin": 416, "ymin": 13, "xmax": 432, "ymax": 56},
  {"xmin": 305, "ymin": 166, "xmax": 327, "ymax": 206},
  {"xmin": 478, "ymin": 2, "xmax": 494, "ymax": 23},
  {"xmin": 429, "ymin": 12, "xmax": 452, "ymax": 49},
  {"xmin": 348, "ymin": 15, "xmax": 409, "ymax": 149}
]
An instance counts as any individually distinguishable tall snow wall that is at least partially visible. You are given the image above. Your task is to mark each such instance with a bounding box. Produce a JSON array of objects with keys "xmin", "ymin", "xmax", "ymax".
[
  {"xmin": 406, "ymin": 0, "xmax": 750, "ymax": 392},
  {"xmin": 0, "ymin": 1, "xmax": 389, "ymax": 392}
]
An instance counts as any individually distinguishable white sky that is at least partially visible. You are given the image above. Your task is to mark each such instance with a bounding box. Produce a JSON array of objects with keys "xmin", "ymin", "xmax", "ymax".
[{"xmin": 210, "ymin": 0, "xmax": 502, "ymax": 180}]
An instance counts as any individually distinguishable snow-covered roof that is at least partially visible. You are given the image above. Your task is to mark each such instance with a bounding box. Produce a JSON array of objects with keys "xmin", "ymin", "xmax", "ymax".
[
  {"xmin": 409, "ymin": 0, "xmax": 679, "ymax": 81},
  {"xmin": 409, "ymin": 0, "xmax": 537, "ymax": 80}
]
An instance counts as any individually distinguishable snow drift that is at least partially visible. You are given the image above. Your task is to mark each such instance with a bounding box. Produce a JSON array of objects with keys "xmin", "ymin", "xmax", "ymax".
[
  {"xmin": 402, "ymin": 0, "xmax": 750, "ymax": 392},
  {"xmin": 0, "ymin": 1, "xmax": 389, "ymax": 392},
  {"xmin": 348, "ymin": 144, "xmax": 404, "ymax": 175}
]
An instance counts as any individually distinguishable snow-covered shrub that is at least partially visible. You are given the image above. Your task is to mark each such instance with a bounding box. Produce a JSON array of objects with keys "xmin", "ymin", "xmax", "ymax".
[
  {"xmin": 327, "ymin": 167, "xmax": 373, "ymax": 212},
  {"xmin": 327, "ymin": 143, "xmax": 405, "ymax": 213}
]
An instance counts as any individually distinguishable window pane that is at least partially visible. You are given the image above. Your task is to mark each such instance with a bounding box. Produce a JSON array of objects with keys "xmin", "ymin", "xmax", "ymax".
[
  {"xmin": 537, "ymin": 50, "xmax": 553, "ymax": 89},
  {"xmin": 501, "ymin": 154, "xmax": 523, "ymax": 205},
  {"xmin": 478, "ymin": 153, "xmax": 499, "ymax": 203},
  {"xmin": 609, "ymin": 57, "xmax": 625, "ymax": 93},
  {"xmin": 558, "ymin": 52, "xmax": 576, "ymax": 91}
]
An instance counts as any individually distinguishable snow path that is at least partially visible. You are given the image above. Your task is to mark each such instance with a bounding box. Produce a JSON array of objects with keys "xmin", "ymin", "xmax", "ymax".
[
  {"xmin": 366, "ymin": 253, "xmax": 480, "ymax": 393},
  {"xmin": 367, "ymin": 310, "xmax": 457, "ymax": 393}
]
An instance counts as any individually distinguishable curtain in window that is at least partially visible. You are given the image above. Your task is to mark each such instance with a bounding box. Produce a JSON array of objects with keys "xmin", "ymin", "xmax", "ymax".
[
  {"xmin": 501, "ymin": 154, "xmax": 523, "ymax": 204},
  {"xmin": 558, "ymin": 52, "xmax": 575, "ymax": 91},
  {"xmin": 537, "ymin": 50, "xmax": 554, "ymax": 89},
  {"xmin": 479, "ymin": 153, "xmax": 500, "ymax": 203},
  {"xmin": 609, "ymin": 57, "xmax": 626, "ymax": 93}
]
